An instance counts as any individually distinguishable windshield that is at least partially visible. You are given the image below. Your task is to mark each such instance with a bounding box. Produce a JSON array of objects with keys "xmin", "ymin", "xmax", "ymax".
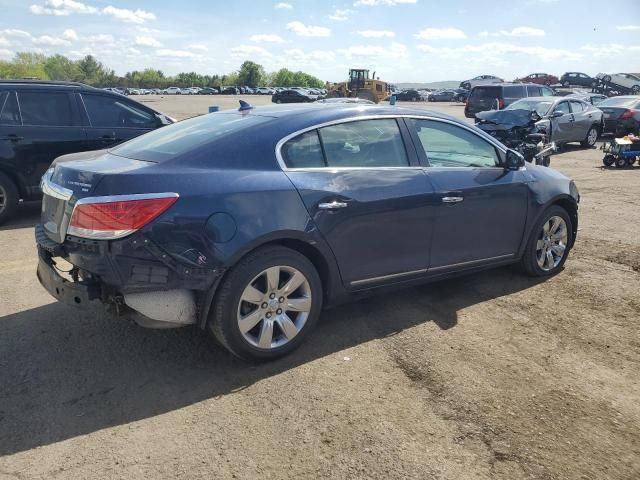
[
  {"xmin": 111, "ymin": 112, "xmax": 271, "ymax": 162},
  {"xmin": 598, "ymin": 97, "xmax": 640, "ymax": 108},
  {"xmin": 505, "ymin": 99, "xmax": 553, "ymax": 116}
]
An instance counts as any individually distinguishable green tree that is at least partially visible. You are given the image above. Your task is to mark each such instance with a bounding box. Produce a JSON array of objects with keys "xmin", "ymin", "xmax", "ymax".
[
  {"xmin": 44, "ymin": 54, "xmax": 81, "ymax": 81},
  {"xmin": 237, "ymin": 60, "xmax": 266, "ymax": 87}
]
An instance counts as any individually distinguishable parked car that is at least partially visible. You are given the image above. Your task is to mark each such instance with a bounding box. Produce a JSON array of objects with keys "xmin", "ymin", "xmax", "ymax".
[
  {"xmin": 595, "ymin": 73, "xmax": 640, "ymax": 94},
  {"xmin": 35, "ymin": 103, "xmax": 579, "ymax": 360},
  {"xmin": 465, "ymin": 83, "xmax": 555, "ymax": 118},
  {"xmin": 597, "ymin": 96, "xmax": 640, "ymax": 136},
  {"xmin": 459, "ymin": 75, "xmax": 504, "ymax": 90},
  {"xmin": 427, "ymin": 90, "xmax": 457, "ymax": 102},
  {"xmin": 395, "ymin": 89, "xmax": 422, "ymax": 102},
  {"xmin": 515, "ymin": 73, "xmax": 559, "ymax": 86},
  {"xmin": 256, "ymin": 87, "xmax": 273, "ymax": 95},
  {"xmin": 165, "ymin": 87, "xmax": 182, "ymax": 95},
  {"xmin": 126, "ymin": 88, "xmax": 141, "ymax": 95},
  {"xmin": 565, "ymin": 92, "xmax": 607, "ymax": 106},
  {"xmin": 453, "ymin": 88, "xmax": 470, "ymax": 102},
  {"xmin": 0, "ymin": 80, "xmax": 174, "ymax": 224},
  {"xmin": 272, "ymin": 89, "xmax": 317, "ymax": 103},
  {"xmin": 560, "ymin": 72, "xmax": 595, "ymax": 88},
  {"xmin": 220, "ymin": 86, "xmax": 239, "ymax": 95},
  {"xmin": 199, "ymin": 87, "xmax": 218, "ymax": 95},
  {"xmin": 477, "ymin": 96, "xmax": 603, "ymax": 149}
]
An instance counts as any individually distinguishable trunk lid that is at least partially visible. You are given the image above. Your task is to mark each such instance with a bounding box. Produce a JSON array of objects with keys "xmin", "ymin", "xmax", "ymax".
[{"xmin": 41, "ymin": 150, "xmax": 154, "ymax": 243}]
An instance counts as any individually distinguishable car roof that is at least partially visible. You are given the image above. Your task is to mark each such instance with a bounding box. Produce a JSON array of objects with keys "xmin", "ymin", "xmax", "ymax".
[{"xmin": 0, "ymin": 80, "xmax": 96, "ymax": 90}]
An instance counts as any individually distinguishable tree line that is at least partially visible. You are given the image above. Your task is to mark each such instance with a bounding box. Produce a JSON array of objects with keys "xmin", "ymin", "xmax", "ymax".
[{"xmin": 0, "ymin": 54, "xmax": 326, "ymax": 89}]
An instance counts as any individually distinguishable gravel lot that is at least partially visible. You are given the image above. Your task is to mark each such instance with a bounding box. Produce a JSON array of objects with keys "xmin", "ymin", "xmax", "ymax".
[{"xmin": 0, "ymin": 95, "xmax": 638, "ymax": 480}]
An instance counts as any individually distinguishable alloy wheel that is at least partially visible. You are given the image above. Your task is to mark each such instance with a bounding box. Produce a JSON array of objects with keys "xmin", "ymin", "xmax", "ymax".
[
  {"xmin": 587, "ymin": 128, "xmax": 598, "ymax": 146},
  {"xmin": 236, "ymin": 265, "xmax": 312, "ymax": 349},
  {"xmin": 536, "ymin": 216, "xmax": 568, "ymax": 271}
]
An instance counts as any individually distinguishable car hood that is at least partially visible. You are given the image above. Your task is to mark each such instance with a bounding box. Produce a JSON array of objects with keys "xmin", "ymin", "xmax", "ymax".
[{"xmin": 476, "ymin": 109, "xmax": 538, "ymax": 129}]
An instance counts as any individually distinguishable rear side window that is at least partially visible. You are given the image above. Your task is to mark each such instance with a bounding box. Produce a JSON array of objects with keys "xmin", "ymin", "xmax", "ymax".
[
  {"xmin": 281, "ymin": 130, "xmax": 325, "ymax": 168},
  {"xmin": 18, "ymin": 91, "xmax": 74, "ymax": 126},
  {"xmin": 318, "ymin": 119, "xmax": 408, "ymax": 168},
  {"xmin": 540, "ymin": 87, "xmax": 554, "ymax": 96},
  {"xmin": 82, "ymin": 94, "xmax": 156, "ymax": 128},
  {"xmin": 503, "ymin": 85, "xmax": 525, "ymax": 98},
  {"xmin": 470, "ymin": 86, "xmax": 501, "ymax": 101},
  {"xmin": 526, "ymin": 85, "xmax": 541, "ymax": 96},
  {"xmin": 569, "ymin": 101, "xmax": 585, "ymax": 113},
  {"xmin": 112, "ymin": 112, "xmax": 270, "ymax": 162},
  {"xmin": 0, "ymin": 92, "xmax": 21, "ymax": 125}
]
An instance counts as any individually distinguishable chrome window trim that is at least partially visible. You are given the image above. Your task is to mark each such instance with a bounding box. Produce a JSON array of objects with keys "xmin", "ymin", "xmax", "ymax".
[{"xmin": 275, "ymin": 114, "xmax": 507, "ymax": 172}]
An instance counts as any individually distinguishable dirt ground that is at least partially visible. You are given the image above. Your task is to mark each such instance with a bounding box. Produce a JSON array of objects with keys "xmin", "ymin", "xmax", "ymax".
[{"xmin": 0, "ymin": 96, "xmax": 638, "ymax": 480}]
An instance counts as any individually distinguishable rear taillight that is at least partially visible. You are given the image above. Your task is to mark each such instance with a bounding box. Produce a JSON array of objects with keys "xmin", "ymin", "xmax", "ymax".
[
  {"xmin": 620, "ymin": 109, "xmax": 634, "ymax": 119},
  {"xmin": 498, "ymin": 98, "xmax": 505, "ymax": 109},
  {"xmin": 68, "ymin": 193, "xmax": 178, "ymax": 240}
]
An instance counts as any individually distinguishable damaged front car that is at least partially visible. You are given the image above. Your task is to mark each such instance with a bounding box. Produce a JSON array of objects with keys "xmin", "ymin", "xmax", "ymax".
[{"xmin": 476, "ymin": 103, "xmax": 556, "ymax": 166}]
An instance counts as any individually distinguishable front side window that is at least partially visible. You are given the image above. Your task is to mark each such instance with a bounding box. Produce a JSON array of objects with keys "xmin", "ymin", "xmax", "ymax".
[
  {"xmin": 0, "ymin": 92, "xmax": 21, "ymax": 126},
  {"xmin": 82, "ymin": 94, "xmax": 156, "ymax": 128},
  {"xmin": 412, "ymin": 119, "xmax": 499, "ymax": 168},
  {"xmin": 18, "ymin": 91, "xmax": 74, "ymax": 126},
  {"xmin": 569, "ymin": 101, "xmax": 585, "ymax": 113},
  {"xmin": 554, "ymin": 102, "xmax": 570, "ymax": 115},
  {"xmin": 526, "ymin": 85, "xmax": 542, "ymax": 96},
  {"xmin": 318, "ymin": 119, "xmax": 408, "ymax": 168}
]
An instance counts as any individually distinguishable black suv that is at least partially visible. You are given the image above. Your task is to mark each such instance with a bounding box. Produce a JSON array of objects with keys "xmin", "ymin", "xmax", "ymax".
[
  {"xmin": 465, "ymin": 83, "xmax": 555, "ymax": 119},
  {"xmin": 0, "ymin": 80, "xmax": 173, "ymax": 224}
]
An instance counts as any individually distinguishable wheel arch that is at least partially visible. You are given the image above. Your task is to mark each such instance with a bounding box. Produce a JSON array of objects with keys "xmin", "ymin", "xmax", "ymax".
[
  {"xmin": 547, "ymin": 196, "xmax": 578, "ymax": 249},
  {"xmin": 0, "ymin": 166, "xmax": 27, "ymax": 200}
]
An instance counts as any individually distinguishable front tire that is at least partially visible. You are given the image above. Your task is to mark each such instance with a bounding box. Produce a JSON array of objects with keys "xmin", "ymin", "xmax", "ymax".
[
  {"xmin": 0, "ymin": 172, "xmax": 19, "ymax": 226},
  {"xmin": 520, "ymin": 206, "xmax": 572, "ymax": 277},
  {"xmin": 209, "ymin": 246, "xmax": 323, "ymax": 361}
]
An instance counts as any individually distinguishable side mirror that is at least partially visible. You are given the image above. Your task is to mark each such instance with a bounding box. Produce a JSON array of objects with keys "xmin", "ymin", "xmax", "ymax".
[
  {"xmin": 552, "ymin": 110, "xmax": 564, "ymax": 118},
  {"xmin": 505, "ymin": 149, "xmax": 525, "ymax": 170}
]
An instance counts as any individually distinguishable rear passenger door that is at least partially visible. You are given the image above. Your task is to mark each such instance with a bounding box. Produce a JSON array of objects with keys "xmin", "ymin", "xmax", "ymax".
[
  {"xmin": 568, "ymin": 100, "xmax": 591, "ymax": 140},
  {"xmin": 79, "ymin": 92, "xmax": 158, "ymax": 151},
  {"xmin": 550, "ymin": 101, "xmax": 573, "ymax": 143},
  {"xmin": 281, "ymin": 118, "xmax": 437, "ymax": 288},
  {"xmin": 12, "ymin": 89, "xmax": 85, "ymax": 198}
]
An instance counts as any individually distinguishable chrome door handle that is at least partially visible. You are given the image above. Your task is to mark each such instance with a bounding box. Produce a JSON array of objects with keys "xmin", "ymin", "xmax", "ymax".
[
  {"xmin": 318, "ymin": 201, "xmax": 348, "ymax": 210},
  {"xmin": 442, "ymin": 196, "xmax": 463, "ymax": 203}
]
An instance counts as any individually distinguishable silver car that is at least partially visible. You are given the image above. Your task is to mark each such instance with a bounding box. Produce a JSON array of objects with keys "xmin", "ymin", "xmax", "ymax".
[
  {"xmin": 459, "ymin": 74, "xmax": 504, "ymax": 90},
  {"xmin": 504, "ymin": 96, "xmax": 603, "ymax": 147}
]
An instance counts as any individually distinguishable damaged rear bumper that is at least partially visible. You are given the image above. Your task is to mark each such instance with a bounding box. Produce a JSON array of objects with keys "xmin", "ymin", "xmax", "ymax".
[{"xmin": 35, "ymin": 224, "xmax": 224, "ymax": 328}]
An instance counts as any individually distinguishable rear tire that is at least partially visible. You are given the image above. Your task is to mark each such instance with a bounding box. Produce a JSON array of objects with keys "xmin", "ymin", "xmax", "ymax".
[
  {"xmin": 632, "ymin": 85, "xmax": 640, "ymax": 94},
  {"xmin": 0, "ymin": 172, "xmax": 19, "ymax": 226},
  {"xmin": 208, "ymin": 246, "xmax": 323, "ymax": 361},
  {"xmin": 615, "ymin": 156, "xmax": 628, "ymax": 168},
  {"xmin": 603, "ymin": 154, "xmax": 615, "ymax": 167},
  {"xmin": 581, "ymin": 126, "xmax": 599, "ymax": 147},
  {"xmin": 520, "ymin": 206, "xmax": 573, "ymax": 277}
]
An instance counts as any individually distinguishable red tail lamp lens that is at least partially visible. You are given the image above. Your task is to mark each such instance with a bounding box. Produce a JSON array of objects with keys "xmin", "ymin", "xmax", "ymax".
[
  {"xmin": 620, "ymin": 109, "xmax": 634, "ymax": 119},
  {"xmin": 69, "ymin": 196, "xmax": 178, "ymax": 239}
]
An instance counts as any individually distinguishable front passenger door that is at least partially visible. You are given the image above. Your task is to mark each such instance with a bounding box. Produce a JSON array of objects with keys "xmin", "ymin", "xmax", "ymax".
[
  {"xmin": 408, "ymin": 118, "xmax": 529, "ymax": 270},
  {"xmin": 80, "ymin": 93, "xmax": 158, "ymax": 151}
]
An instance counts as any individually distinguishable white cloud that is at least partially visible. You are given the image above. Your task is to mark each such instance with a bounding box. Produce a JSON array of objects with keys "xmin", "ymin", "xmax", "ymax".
[
  {"xmin": 86, "ymin": 34, "xmax": 114, "ymax": 43},
  {"xmin": 580, "ymin": 43, "xmax": 640, "ymax": 57},
  {"xmin": 30, "ymin": 0, "xmax": 98, "ymax": 16},
  {"xmin": 338, "ymin": 42, "xmax": 408, "ymax": 60},
  {"xmin": 284, "ymin": 48, "xmax": 336, "ymax": 63},
  {"xmin": 32, "ymin": 35, "xmax": 71, "ymax": 46},
  {"xmin": 231, "ymin": 45, "xmax": 272, "ymax": 57},
  {"xmin": 3, "ymin": 29, "xmax": 32, "ymax": 39},
  {"xmin": 356, "ymin": 30, "xmax": 395, "ymax": 38},
  {"xmin": 249, "ymin": 34, "xmax": 284, "ymax": 43},
  {"xmin": 415, "ymin": 28, "xmax": 467, "ymax": 40},
  {"xmin": 135, "ymin": 35, "xmax": 162, "ymax": 47},
  {"xmin": 417, "ymin": 42, "xmax": 581, "ymax": 63},
  {"xmin": 274, "ymin": 2, "xmax": 292, "ymax": 8},
  {"xmin": 186, "ymin": 43, "xmax": 208, "ymax": 51},
  {"xmin": 30, "ymin": 1, "xmax": 156, "ymax": 24},
  {"xmin": 479, "ymin": 27, "xmax": 545, "ymax": 37},
  {"xmin": 102, "ymin": 6, "xmax": 156, "ymax": 24},
  {"xmin": 62, "ymin": 28, "xmax": 78, "ymax": 41},
  {"xmin": 328, "ymin": 8, "xmax": 353, "ymax": 21},
  {"xmin": 0, "ymin": 37, "xmax": 10, "ymax": 48},
  {"xmin": 156, "ymin": 49, "xmax": 200, "ymax": 58},
  {"xmin": 0, "ymin": 49, "xmax": 12, "ymax": 59},
  {"xmin": 353, "ymin": 0, "xmax": 416, "ymax": 5},
  {"xmin": 286, "ymin": 21, "xmax": 331, "ymax": 37},
  {"xmin": 616, "ymin": 25, "xmax": 640, "ymax": 31}
]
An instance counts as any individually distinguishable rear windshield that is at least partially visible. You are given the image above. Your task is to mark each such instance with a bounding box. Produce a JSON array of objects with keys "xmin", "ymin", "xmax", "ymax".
[
  {"xmin": 470, "ymin": 86, "xmax": 501, "ymax": 100},
  {"xmin": 111, "ymin": 112, "xmax": 270, "ymax": 162},
  {"xmin": 598, "ymin": 97, "xmax": 639, "ymax": 108}
]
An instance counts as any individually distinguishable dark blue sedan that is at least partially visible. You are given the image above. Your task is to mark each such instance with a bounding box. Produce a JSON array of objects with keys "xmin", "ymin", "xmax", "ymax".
[{"xmin": 36, "ymin": 104, "xmax": 579, "ymax": 360}]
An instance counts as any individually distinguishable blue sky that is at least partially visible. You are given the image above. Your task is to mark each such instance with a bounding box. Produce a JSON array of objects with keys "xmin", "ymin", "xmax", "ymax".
[{"xmin": 1, "ymin": 0, "xmax": 639, "ymax": 82}]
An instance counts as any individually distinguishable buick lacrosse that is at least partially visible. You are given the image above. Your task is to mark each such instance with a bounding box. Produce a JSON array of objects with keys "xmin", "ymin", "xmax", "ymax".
[{"xmin": 36, "ymin": 103, "xmax": 579, "ymax": 360}]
